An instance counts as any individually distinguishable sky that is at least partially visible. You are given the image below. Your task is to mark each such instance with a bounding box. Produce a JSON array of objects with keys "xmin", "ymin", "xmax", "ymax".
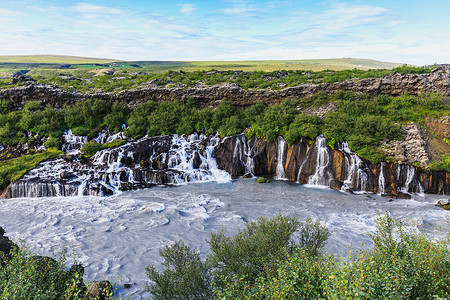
[{"xmin": 0, "ymin": 0, "xmax": 449, "ymax": 65}]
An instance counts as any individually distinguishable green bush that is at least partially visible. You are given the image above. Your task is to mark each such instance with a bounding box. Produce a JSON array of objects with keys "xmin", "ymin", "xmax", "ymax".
[
  {"xmin": 428, "ymin": 155, "xmax": 450, "ymax": 172},
  {"xmin": 80, "ymin": 139, "xmax": 126, "ymax": 157},
  {"xmin": 146, "ymin": 241, "xmax": 212, "ymax": 300},
  {"xmin": 0, "ymin": 99, "xmax": 12, "ymax": 114},
  {"xmin": 213, "ymin": 212, "xmax": 450, "ymax": 299},
  {"xmin": 0, "ymin": 245, "xmax": 87, "ymax": 299},
  {"xmin": 256, "ymin": 177, "xmax": 269, "ymax": 183},
  {"xmin": 297, "ymin": 217, "xmax": 331, "ymax": 257},
  {"xmin": 44, "ymin": 136, "xmax": 62, "ymax": 149},
  {"xmin": 80, "ymin": 141, "xmax": 104, "ymax": 157}
]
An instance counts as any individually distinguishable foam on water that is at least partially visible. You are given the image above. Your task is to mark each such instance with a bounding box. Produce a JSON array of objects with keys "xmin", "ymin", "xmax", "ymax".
[{"xmin": 0, "ymin": 179, "xmax": 447, "ymax": 299}]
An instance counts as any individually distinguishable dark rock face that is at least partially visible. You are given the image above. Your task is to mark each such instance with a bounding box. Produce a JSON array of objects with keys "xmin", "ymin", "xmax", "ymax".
[
  {"xmin": 215, "ymin": 135, "xmax": 450, "ymax": 195},
  {"xmin": 0, "ymin": 226, "xmax": 17, "ymax": 265},
  {"xmin": 1, "ymin": 133, "xmax": 448, "ymax": 198},
  {"xmin": 1, "ymin": 66, "xmax": 450, "ymax": 110}
]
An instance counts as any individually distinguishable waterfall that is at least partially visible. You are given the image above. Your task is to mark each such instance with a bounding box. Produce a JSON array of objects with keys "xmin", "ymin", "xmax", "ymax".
[
  {"xmin": 94, "ymin": 128, "xmax": 127, "ymax": 144},
  {"xmin": 307, "ymin": 135, "xmax": 331, "ymax": 186},
  {"xmin": 231, "ymin": 135, "xmax": 255, "ymax": 176},
  {"xmin": 167, "ymin": 134, "xmax": 231, "ymax": 183},
  {"xmin": 8, "ymin": 133, "xmax": 231, "ymax": 198},
  {"xmin": 336, "ymin": 141, "xmax": 370, "ymax": 192},
  {"xmin": 275, "ymin": 136, "xmax": 286, "ymax": 180},
  {"xmin": 61, "ymin": 129, "xmax": 88, "ymax": 154},
  {"xmin": 397, "ymin": 164, "xmax": 424, "ymax": 195},
  {"xmin": 378, "ymin": 162, "xmax": 386, "ymax": 195}
]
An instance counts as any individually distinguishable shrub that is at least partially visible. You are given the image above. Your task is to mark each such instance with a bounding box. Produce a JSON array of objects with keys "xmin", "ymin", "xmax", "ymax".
[
  {"xmin": 80, "ymin": 139, "xmax": 126, "ymax": 157},
  {"xmin": 0, "ymin": 99, "xmax": 12, "ymax": 114},
  {"xmin": 0, "ymin": 245, "xmax": 87, "ymax": 299},
  {"xmin": 428, "ymin": 155, "xmax": 450, "ymax": 172},
  {"xmin": 0, "ymin": 149, "xmax": 62, "ymax": 188},
  {"xmin": 80, "ymin": 141, "xmax": 104, "ymax": 157},
  {"xmin": 256, "ymin": 177, "xmax": 269, "ymax": 183},
  {"xmin": 146, "ymin": 241, "xmax": 212, "ymax": 300},
  {"xmin": 297, "ymin": 217, "xmax": 331, "ymax": 257},
  {"xmin": 208, "ymin": 214, "xmax": 299, "ymax": 286},
  {"xmin": 44, "ymin": 136, "xmax": 62, "ymax": 149}
]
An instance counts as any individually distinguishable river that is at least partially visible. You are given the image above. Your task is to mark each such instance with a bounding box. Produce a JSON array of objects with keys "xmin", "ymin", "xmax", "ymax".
[{"xmin": 0, "ymin": 178, "xmax": 448, "ymax": 298}]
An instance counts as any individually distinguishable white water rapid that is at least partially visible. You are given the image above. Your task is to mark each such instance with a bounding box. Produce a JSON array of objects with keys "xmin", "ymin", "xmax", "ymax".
[{"xmin": 0, "ymin": 179, "xmax": 447, "ymax": 299}]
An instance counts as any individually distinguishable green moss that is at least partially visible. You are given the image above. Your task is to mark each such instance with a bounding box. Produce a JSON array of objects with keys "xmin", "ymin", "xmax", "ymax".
[
  {"xmin": 81, "ymin": 139, "xmax": 127, "ymax": 157},
  {"xmin": 257, "ymin": 177, "xmax": 269, "ymax": 183},
  {"xmin": 0, "ymin": 149, "xmax": 62, "ymax": 188}
]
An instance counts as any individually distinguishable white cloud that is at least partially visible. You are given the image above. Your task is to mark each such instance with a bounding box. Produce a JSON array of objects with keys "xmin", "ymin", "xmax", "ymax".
[
  {"xmin": 0, "ymin": 0, "xmax": 448, "ymax": 65},
  {"xmin": 178, "ymin": 4, "xmax": 196, "ymax": 15}
]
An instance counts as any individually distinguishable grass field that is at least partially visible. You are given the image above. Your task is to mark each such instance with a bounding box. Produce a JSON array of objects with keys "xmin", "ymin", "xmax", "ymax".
[{"xmin": 0, "ymin": 56, "xmax": 403, "ymax": 76}]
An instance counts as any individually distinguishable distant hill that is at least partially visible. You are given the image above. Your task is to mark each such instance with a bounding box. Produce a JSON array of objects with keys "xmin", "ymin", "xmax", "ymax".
[
  {"xmin": 0, "ymin": 55, "xmax": 403, "ymax": 72},
  {"xmin": 0, "ymin": 55, "xmax": 117, "ymax": 64}
]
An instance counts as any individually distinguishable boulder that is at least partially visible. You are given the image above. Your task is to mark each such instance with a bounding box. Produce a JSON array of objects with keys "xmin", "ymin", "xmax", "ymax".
[
  {"xmin": 87, "ymin": 280, "xmax": 113, "ymax": 300},
  {"xmin": 396, "ymin": 191, "xmax": 412, "ymax": 199},
  {"xmin": 436, "ymin": 199, "xmax": 450, "ymax": 206},
  {"xmin": 329, "ymin": 179, "xmax": 343, "ymax": 191}
]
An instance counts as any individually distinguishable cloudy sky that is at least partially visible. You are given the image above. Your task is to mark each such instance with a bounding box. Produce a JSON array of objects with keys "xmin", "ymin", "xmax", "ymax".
[{"xmin": 1, "ymin": 0, "xmax": 449, "ymax": 65}]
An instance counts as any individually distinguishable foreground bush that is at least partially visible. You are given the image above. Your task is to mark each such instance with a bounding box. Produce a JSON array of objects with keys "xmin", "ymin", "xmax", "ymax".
[
  {"xmin": 146, "ymin": 213, "xmax": 330, "ymax": 299},
  {"xmin": 0, "ymin": 245, "xmax": 86, "ymax": 299},
  {"xmin": 147, "ymin": 212, "xmax": 450, "ymax": 300}
]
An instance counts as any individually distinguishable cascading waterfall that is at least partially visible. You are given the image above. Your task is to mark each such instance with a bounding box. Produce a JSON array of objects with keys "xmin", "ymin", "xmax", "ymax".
[
  {"xmin": 167, "ymin": 133, "xmax": 231, "ymax": 183},
  {"xmin": 61, "ymin": 129, "xmax": 88, "ymax": 154},
  {"xmin": 94, "ymin": 128, "xmax": 127, "ymax": 144},
  {"xmin": 231, "ymin": 135, "xmax": 256, "ymax": 176},
  {"xmin": 7, "ymin": 133, "xmax": 231, "ymax": 198},
  {"xmin": 336, "ymin": 141, "xmax": 370, "ymax": 192},
  {"xmin": 378, "ymin": 162, "xmax": 386, "ymax": 195},
  {"xmin": 397, "ymin": 164, "xmax": 424, "ymax": 195},
  {"xmin": 307, "ymin": 135, "xmax": 331, "ymax": 186},
  {"xmin": 275, "ymin": 136, "xmax": 287, "ymax": 180}
]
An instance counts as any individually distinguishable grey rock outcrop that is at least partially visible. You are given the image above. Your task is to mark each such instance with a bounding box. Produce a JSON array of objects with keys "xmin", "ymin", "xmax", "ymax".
[
  {"xmin": 1, "ymin": 66, "xmax": 449, "ymax": 110},
  {"xmin": 380, "ymin": 122, "xmax": 431, "ymax": 167}
]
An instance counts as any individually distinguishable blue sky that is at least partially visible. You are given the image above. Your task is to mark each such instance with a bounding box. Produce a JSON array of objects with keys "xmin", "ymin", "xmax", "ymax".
[{"xmin": 1, "ymin": 0, "xmax": 449, "ymax": 64}]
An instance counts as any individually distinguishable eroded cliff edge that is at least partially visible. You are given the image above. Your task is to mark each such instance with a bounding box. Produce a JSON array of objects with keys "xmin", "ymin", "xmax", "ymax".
[{"xmin": 1, "ymin": 66, "xmax": 449, "ymax": 109}]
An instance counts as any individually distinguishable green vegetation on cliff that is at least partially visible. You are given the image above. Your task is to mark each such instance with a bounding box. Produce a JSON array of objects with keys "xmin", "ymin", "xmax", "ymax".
[
  {"xmin": 146, "ymin": 212, "xmax": 450, "ymax": 300},
  {"xmin": 0, "ymin": 90, "xmax": 448, "ymax": 168},
  {"xmin": 0, "ymin": 65, "xmax": 431, "ymax": 93},
  {"xmin": 0, "ymin": 149, "xmax": 62, "ymax": 189}
]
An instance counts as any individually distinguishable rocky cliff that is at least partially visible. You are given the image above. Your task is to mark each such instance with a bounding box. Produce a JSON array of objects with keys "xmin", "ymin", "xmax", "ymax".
[
  {"xmin": 215, "ymin": 135, "xmax": 449, "ymax": 196},
  {"xmin": 1, "ymin": 66, "xmax": 450, "ymax": 109},
  {"xmin": 2, "ymin": 133, "xmax": 447, "ymax": 198}
]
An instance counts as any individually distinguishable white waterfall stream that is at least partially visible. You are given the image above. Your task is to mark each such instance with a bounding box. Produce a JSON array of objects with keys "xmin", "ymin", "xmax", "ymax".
[
  {"xmin": 337, "ymin": 141, "xmax": 369, "ymax": 192},
  {"xmin": 308, "ymin": 135, "xmax": 331, "ymax": 186},
  {"xmin": 397, "ymin": 164, "xmax": 424, "ymax": 195},
  {"xmin": 275, "ymin": 136, "xmax": 287, "ymax": 180},
  {"xmin": 378, "ymin": 162, "xmax": 386, "ymax": 195}
]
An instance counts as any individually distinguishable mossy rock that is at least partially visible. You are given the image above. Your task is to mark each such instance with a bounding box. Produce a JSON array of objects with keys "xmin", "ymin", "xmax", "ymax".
[
  {"xmin": 442, "ymin": 204, "xmax": 450, "ymax": 210},
  {"xmin": 257, "ymin": 177, "xmax": 269, "ymax": 183}
]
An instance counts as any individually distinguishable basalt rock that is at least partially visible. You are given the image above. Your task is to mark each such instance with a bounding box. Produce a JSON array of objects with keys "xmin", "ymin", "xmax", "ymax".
[
  {"xmin": 1, "ymin": 66, "xmax": 450, "ymax": 110},
  {"xmin": 216, "ymin": 135, "xmax": 450, "ymax": 195}
]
